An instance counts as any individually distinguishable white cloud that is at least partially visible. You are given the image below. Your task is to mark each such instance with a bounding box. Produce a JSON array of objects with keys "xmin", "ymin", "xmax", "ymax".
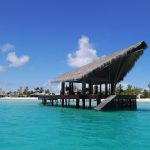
[
  {"xmin": 0, "ymin": 43, "xmax": 15, "ymax": 52},
  {"xmin": 7, "ymin": 52, "xmax": 30, "ymax": 67},
  {"xmin": 0, "ymin": 66, "xmax": 5, "ymax": 72},
  {"xmin": 67, "ymin": 35, "xmax": 98, "ymax": 68}
]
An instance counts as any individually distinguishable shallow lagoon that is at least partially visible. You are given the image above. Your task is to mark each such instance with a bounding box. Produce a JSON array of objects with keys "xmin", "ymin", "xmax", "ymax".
[{"xmin": 0, "ymin": 99, "xmax": 150, "ymax": 150}]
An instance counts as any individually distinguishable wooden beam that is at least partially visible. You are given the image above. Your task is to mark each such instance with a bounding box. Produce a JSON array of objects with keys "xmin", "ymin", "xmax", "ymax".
[
  {"xmin": 38, "ymin": 94, "xmax": 107, "ymax": 100},
  {"xmin": 87, "ymin": 77, "xmax": 108, "ymax": 83}
]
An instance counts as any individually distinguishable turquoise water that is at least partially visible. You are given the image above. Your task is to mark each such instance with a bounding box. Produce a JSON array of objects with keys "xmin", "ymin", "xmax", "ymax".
[{"xmin": 0, "ymin": 99, "xmax": 150, "ymax": 150}]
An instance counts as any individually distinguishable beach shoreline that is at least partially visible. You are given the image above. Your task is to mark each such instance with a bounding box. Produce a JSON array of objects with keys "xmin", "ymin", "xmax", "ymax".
[
  {"xmin": 0, "ymin": 97, "xmax": 150, "ymax": 102},
  {"xmin": 137, "ymin": 99, "xmax": 150, "ymax": 102},
  {"xmin": 0, "ymin": 97, "xmax": 38, "ymax": 100}
]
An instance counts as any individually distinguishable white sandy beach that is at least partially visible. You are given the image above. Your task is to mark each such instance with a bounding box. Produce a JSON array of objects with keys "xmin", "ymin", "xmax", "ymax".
[
  {"xmin": 0, "ymin": 97, "xmax": 38, "ymax": 100},
  {"xmin": 137, "ymin": 99, "xmax": 150, "ymax": 102}
]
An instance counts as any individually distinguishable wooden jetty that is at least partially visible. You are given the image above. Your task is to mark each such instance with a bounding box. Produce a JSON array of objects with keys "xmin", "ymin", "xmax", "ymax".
[{"xmin": 38, "ymin": 41, "xmax": 147, "ymax": 111}]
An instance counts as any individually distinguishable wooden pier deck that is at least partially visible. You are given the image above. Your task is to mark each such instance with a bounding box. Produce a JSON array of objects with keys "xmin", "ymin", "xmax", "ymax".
[{"xmin": 38, "ymin": 94, "xmax": 137, "ymax": 110}]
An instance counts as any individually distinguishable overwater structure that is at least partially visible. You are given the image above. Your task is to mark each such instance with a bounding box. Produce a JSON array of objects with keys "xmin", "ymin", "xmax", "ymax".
[{"xmin": 38, "ymin": 41, "xmax": 147, "ymax": 110}]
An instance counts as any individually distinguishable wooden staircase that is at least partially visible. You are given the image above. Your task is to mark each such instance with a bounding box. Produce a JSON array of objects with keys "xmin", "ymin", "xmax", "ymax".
[{"xmin": 94, "ymin": 95, "xmax": 116, "ymax": 111}]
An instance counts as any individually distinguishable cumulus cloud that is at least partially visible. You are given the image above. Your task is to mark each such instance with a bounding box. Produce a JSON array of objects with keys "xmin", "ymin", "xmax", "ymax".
[
  {"xmin": 67, "ymin": 36, "xmax": 98, "ymax": 68},
  {"xmin": 7, "ymin": 52, "xmax": 30, "ymax": 67},
  {"xmin": 0, "ymin": 65, "xmax": 5, "ymax": 72},
  {"xmin": 0, "ymin": 43, "xmax": 15, "ymax": 52}
]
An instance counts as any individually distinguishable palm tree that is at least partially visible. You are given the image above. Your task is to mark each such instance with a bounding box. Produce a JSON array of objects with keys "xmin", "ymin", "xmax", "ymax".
[
  {"xmin": 24, "ymin": 86, "xmax": 29, "ymax": 95},
  {"xmin": 45, "ymin": 89, "xmax": 51, "ymax": 94},
  {"xmin": 148, "ymin": 83, "xmax": 150, "ymax": 98},
  {"xmin": 116, "ymin": 84, "xmax": 124, "ymax": 94},
  {"xmin": 39, "ymin": 87, "xmax": 44, "ymax": 93},
  {"xmin": 148, "ymin": 83, "xmax": 150, "ymax": 90},
  {"xmin": 34, "ymin": 87, "xmax": 40, "ymax": 93}
]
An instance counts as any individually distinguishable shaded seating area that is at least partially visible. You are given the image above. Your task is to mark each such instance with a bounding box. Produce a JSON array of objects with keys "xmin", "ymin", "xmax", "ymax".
[{"xmin": 39, "ymin": 41, "xmax": 147, "ymax": 110}]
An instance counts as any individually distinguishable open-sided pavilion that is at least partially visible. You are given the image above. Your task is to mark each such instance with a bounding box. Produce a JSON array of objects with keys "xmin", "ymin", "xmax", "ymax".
[{"xmin": 38, "ymin": 41, "xmax": 147, "ymax": 110}]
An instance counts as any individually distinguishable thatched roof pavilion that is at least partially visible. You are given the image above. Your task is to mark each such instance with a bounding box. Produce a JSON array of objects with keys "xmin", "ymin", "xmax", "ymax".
[
  {"xmin": 39, "ymin": 41, "xmax": 148, "ymax": 110},
  {"xmin": 52, "ymin": 41, "xmax": 147, "ymax": 85}
]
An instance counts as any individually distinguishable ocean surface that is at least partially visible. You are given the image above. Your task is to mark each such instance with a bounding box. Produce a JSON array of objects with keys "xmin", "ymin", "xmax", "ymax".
[{"xmin": 0, "ymin": 99, "xmax": 150, "ymax": 150}]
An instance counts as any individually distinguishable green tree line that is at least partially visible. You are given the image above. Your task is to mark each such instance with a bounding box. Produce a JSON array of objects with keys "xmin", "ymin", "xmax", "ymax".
[
  {"xmin": 115, "ymin": 83, "xmax": 150, "ymax": 98},
  {"xmin": 1, "ymin": 83, "xmax": 150, "ymax": 98}
]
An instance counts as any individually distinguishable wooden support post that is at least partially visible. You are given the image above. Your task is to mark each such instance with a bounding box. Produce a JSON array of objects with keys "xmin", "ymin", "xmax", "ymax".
[
  {"xmin": 71, "ymin": 82, "xmax": 74, "ymax": 94},
  {"xmin": 52, "ymin": 99, "xmax": 54, "ymax": 106},
  {"xmin": 68, "ymin": 99, "xmax": 70, "ymax": 106},
  {"xmin": 108, "ymin": 84, "xmax": 110, "ymax": 95},
  {"xmin": 97, "ymin": 98, "xmax": 100, "ymax": 105},
  {"xmin": 42, "ymin": 98, "xmax": 47, "ymax": 105},
  {"xmin": 82, "ymin": 81, "xmax": 86, "ymax": 108},
  {"xmin": 62, "ymin": 99, "xmax": 64, "ymax": 107},
  {"xmin": 61, "ymin": 82, "xmax": 65, "ymax": 95},
  {"xmin": 97, "ymin": 98, "xmax": 101, "ymax": 105},
  {"xmin": 111, "ymin": 83, "xmax": 115, "ymax": 95},
  {"xmin": 69, "ymin": 82, "xmax": 73, "ymax": 95},
  {"xmin": 61, "ymin": 82, "xmax": 65, "ymax": 107},
  {"xmin": 65, "ymin": 99, "xmax": 67, "ymax": 106},
  {"xmin": 89, "ymin": 81, "xmax": 93, "ymax": 94},
  {"xmin": 76, "ymin": 99, "xmax": 79, "ymax": 108},
  {"xmin": 105, "ymin": 82, "xmax": 108, "ymax": 96},
  {"xmin": 69, "ymin": 82, "xmax": 72, "ymax": 95},
  {"xmin": 82, "ymin": 81, "xmax": 86, "ymax": 93},
  {"xmin": 89, "ymin": 81, "xmax": 93, "ymax": 109},
  {"xmin": 94, "ymin": 85, "xmax": 98, "ymax": 94},
  {"xmin": 100, "ymin": 84, "xmax": 102, "ymax": 94},
  {"xmin": 82, "ymin": 99, "xmax": 85, "ymax": 108},
  {"xmin": 89, "ymin": 99, "xmax": 91, "ymax": 108}
]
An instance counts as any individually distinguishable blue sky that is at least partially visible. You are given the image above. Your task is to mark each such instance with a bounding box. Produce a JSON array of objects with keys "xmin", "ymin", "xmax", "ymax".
[{"xmin": 0, "ymin": 0, "xmax": 149, "ymax": 91}]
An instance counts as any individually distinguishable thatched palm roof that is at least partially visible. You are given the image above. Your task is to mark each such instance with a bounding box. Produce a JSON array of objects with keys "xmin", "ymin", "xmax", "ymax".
[{"xmin": 52, "ymin": 41, "xmax": 147, "ymax": 84}]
